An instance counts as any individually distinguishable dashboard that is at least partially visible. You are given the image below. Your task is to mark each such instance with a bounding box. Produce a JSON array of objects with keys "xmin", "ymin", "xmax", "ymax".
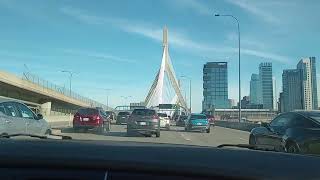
[{"xmin": 0, "ymin": 139, "xmax": 319, "ymax": 179}]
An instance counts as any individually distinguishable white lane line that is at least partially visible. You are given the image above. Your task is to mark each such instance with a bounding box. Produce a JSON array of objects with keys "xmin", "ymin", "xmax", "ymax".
[
  {"xmin": 180, "ymin": 133, "xmax": 191, "ymax": 141},
  {"xmin": 239, "ymin": 137, "xmax": 247, "ymax": 141}
]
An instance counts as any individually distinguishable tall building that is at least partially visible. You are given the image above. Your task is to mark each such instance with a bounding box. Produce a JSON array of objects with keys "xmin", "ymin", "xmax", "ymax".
[
  {"xmin": 279, "ymin": 92, "xmax": 285, "ymax": 113},
  {"xmin": 297, "ymin": 57, "xmax": 318, "ymax": 110},
  {"xmin": 202, "ymin": 62, "xmax": 228, "ymax": 110},
  {"xmin": 250, "ymin": 74, "xmax": 261, "ymax": 104},
  {"xmin": 282, "ymin": 69, "xmax": 304, "ymax": 112},
  {"xmin": 272, "ymin": 77, "xmax": 277, "ymax": 110},
  {"xmin": 259, "ymin": 62, "xmax": 273, "ymax": 109}
]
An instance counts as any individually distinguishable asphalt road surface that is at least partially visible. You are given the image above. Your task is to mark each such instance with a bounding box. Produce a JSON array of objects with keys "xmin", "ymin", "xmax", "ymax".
[{"xmin": 57, "ymin": 125, "xmax": 249, "ymax": 147}]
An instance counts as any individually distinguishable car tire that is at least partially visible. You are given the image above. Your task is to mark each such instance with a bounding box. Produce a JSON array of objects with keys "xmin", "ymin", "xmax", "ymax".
[
  {"xmin": 249, "ymin": 134, "xmax": 256, "ymax": 145},
  {"xmin": 206, "ymin": 128, "xmax": 210, "ymax": 133},
  {"xmin": 286, "ymin": 142, "xmax": 299, "ymax": 154},
  {"xmin": 156, "ymin": 131, "xmax": 160, "ymax": 138},
  {"xmin": 45, "ymin": 129, "xmax": 52, "ymax": 135}
]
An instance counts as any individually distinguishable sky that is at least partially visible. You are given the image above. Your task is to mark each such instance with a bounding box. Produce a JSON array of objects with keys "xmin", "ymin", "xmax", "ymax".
[{"xmin": 0, "ymin": 0, "xmax": 319, "ymax": 112}]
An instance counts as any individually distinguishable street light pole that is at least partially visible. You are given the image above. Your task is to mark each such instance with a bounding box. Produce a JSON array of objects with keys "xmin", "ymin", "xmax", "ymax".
[
  {"xmin": 215, "ymin": 13, "xmax": 241, "ymax": 122},
  {"xmin": 61, "ymin": 70, "xmax": 74, "ymax": 96}
]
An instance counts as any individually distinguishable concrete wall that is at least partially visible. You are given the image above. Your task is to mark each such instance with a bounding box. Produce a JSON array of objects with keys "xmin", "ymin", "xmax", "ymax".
[
  {"xmin": 44, "ymin": 114, "xmax": 73, "ymax": 128},
  {"xmin": 214, "ymin": 120, "xmax": 261, "ymax": 132}
]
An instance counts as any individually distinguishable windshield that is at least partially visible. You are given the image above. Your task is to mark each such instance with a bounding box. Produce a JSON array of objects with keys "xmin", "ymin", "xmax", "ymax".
[
  {"xmin": 190, "ymin": 115, "xmax": 207, "ymax": 120},
  {"xmin": 132, "ymin": 109, "xmax": 156, "ymax": 116},
  {"xmin": 118, "ymin": 112, "xmax": 130, "ymax": 116},
  {"xmin": 77, "ymin": 109, "xmax": 98, "ymax": 116},
  {"xmin": 158, "ymin": 113, "xmax": 167, "ymax": 117},
  {"xmin": 1, "ymin": 0, "xmax": 320, "ymax": 158}
]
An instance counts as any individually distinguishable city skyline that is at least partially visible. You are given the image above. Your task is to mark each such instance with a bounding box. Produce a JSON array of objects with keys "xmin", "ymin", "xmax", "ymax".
[{"xmin": 0, "ymin": 0, "xmax": 320, "ymax": 112}]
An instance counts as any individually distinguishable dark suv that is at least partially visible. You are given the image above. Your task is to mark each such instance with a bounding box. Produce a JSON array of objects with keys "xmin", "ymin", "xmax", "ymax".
[
  {"xmin": 73, "ymin": 108, "xmax": 110, "ymax": 134},
  {"xmin": 116, "ymin": 111, "xmax": 131, "ymax": 125},
  {"xmin": 127, "ymin": 108, "xmax": 160, "ymax": 137}
]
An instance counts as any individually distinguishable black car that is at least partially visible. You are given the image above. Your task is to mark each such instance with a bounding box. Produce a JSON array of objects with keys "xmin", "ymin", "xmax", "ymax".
[
  {"xmin": 249, "ymin": 111, "xmax": 320, "ymax": 154},
  {"xmin": 116, "ymin": 111, "xmax": 131, "ymax": 125},
  {"xmin": 127, "ymin": 108, "xmax": 160, "ymax": 137},
  {"xmin": 176, "ymin": 115, "xmax": 188, "ymax": 127}
]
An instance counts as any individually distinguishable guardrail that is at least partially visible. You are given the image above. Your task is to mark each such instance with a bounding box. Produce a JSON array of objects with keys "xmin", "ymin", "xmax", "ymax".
[
  {"xmin": 214, "ymin": 120, "xmax": 262, "ymax": 132},
  {"xmin": 22, "ymin": 71, "xmax": 109, "ymax": 109}
]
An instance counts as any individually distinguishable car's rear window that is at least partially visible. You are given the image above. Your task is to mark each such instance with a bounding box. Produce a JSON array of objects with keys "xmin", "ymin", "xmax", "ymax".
[
  {"xmin": 118, "ymin": 111, "xmax": 130, "ymax": 116},
  {"xmin": 304, "ymin": 112, "xmax": 320, "ymax": 124},
  {"xmin": 157, "ymin": 113, "xmax": 167, "ymax": 117},
  {"xmin": 78, "ymin": 108, "xmax": 98, "ymax": 115},
  {"xmin": 132, "ymin": 109, "xmax": 156, "ymax": 116},
  {"xmin": 190, "ymin": 114, "xmax": 207, "ymax": 120}
]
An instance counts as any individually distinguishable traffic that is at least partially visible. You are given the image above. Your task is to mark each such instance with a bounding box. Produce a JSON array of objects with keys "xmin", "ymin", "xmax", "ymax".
[{"xmin": 1, "ymin": 99, "xmax": 320, "ymax": 156}]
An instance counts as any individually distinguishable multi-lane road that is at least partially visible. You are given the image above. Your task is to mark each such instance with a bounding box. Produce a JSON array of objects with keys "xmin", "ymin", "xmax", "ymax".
[{"xmin": 56, "ymin": 125, "xmax": 249, "ymax": 147}]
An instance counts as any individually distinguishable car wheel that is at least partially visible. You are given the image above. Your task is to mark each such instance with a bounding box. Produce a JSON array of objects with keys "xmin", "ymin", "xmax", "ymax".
[
  {"xmin": 249, "ymin": 134, "xmax": 256, "ymax": 145},
  {"xmin": 287, "ymin": 142, "xmax": 299, "ymax": 154},
  {"xmin": 156, "ymin": 131, "xmax": 160, "ymax": 138},
  {"xmin": 206, "ymin": 128, "xmax": 210, "ymax": 133},
  {"xmin": 45, "ymin": 129, "xmax": 52, "ymax": 135}
]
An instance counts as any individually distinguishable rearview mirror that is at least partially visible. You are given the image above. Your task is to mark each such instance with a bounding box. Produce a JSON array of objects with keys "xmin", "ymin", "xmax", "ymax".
[{"xmin": 36, "ymin": 113, "xmax": 43, "ymax": 120}]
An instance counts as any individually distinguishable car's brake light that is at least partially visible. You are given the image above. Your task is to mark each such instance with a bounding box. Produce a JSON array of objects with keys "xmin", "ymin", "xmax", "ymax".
[{"xmin": 152, "ymin": 115, "xmax": 159, "ymax": 122}]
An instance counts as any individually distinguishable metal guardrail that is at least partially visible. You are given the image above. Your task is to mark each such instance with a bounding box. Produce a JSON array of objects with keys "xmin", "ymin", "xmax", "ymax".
[{"xmin": 22, "ymin": 71, "xmax": 108, "ymax": 109}]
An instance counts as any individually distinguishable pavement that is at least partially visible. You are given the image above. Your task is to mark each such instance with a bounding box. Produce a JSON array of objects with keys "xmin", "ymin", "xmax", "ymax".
[{"xmin": 55, "ymin": 124, "xmax": 250, "ymax": 147}]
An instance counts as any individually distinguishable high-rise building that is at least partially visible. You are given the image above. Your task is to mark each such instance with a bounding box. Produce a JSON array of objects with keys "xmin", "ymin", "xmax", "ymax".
[
  {"xmin": 259, "ymin": 62, "xmax": 273, "ymax": 109},
  {"xmin": 279, "ymin": 92, "xmax": 285, "ymax": 113},
  {"xmin": 202, "ymin": 62, "xmax": 228, "ymax": 110},
  {"xmin": 282, "ymin": 69, "xmax": 304, "ymax": 112},
  {"xmin": 250, "ymin": 73, "xmax": 261, "ymax": 104},
  {"xmin": 297, "ymin": 57, "xmax": 318, "ymax": 110},
  {"xmin": 272, "ymin": 77, "xmax": 277, "ymax": 110}
]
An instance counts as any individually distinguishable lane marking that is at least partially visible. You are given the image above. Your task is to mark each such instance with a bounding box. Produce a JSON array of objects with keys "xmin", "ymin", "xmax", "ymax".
[
  {"xmin": 180, "ymin": 133, "xmax": 191, "ymax": 141},
  {"xmin": 239, "ymin": 137, "xmax": 247, "ymax": 141}
]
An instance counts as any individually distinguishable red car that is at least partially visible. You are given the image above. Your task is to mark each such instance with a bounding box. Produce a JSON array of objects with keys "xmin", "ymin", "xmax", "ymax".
[{"xmin": 73, "ymin": 107, "xmax": 110, "ymax": 134}]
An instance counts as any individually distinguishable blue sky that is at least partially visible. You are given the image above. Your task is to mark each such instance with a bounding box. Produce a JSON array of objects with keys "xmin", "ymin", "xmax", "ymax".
[{"xmin": 0, "ymin": 0, "xmax": 319, "ymax": 112}]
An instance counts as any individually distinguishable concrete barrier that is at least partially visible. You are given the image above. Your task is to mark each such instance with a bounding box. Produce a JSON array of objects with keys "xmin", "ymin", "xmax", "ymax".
[
  {"xmin": 214, "ymin": 120, "xmax": 261, "ymax": 132},
  {"xmin": 44, "ymin": 115, "xmax": 72, "ymax": 128}
]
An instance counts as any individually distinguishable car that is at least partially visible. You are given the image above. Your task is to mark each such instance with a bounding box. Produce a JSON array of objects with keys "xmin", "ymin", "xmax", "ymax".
[
  {"xmin": 73, "ymin": 107, "xmax": 110, "ymax": 134},
  {"xmin": 185, "ymin": 113, "xmax": 210, "ymax": 133},
  {"xmin": 0, "ymin": 100, "xmax": 50, "ymax": 135},
  {"xmin": 116, "ymin": 111, "xmax": 131, "ymax": 125},
  {"xmin": 127, "ymin": 108, "xmax": 160, "ymax": 137},
  {"xmin": 249, "ymin": 111, "xmax": 320, "ymax": 154},
  {"xmin": 176, "ymin": 115, "xmax": 188, "ymax": 127},
  {"xmin": 158, "ymin": 113, "xmax": 170, "ymax": 130}
]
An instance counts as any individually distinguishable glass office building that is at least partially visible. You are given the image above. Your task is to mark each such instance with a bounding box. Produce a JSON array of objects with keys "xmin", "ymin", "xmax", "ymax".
[{"xmin": 202, "ymin": 62, "xmax": 229, "ymax": 110}]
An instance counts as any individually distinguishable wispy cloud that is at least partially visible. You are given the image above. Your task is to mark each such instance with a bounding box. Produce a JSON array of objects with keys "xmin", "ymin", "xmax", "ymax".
[
  {"xmin": 170, "ymin": 0, "xmax": 212, "ymax": 16},
  {"xmin": 60, "ymin": 6, "xmax": 290, "ymax": 63},
  {"xmin": 61, "ymin": 49, "xmax": 136, "ymax": 63},
  {"xmin": 225, "ymin": 0, "xmax": 279, "ymax": 24}
]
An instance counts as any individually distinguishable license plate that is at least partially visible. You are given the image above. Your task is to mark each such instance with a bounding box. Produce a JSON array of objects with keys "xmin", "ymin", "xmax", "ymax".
[
  {"xmin": 139, "ymin": 122, "xmax": 147, "ymax": 125},
  {"xmin": 197, "ymin": 123, "xmax": 202, "ymax": 125},
  {"xmin": 83, "ymin": 118, "xmax": 89, "ymax": 121}
]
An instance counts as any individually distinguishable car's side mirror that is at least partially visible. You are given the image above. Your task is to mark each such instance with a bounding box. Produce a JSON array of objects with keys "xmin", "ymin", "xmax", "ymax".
[{"xmin": 36, "ymin": 113, "xmax": 43, "ymax": 120}]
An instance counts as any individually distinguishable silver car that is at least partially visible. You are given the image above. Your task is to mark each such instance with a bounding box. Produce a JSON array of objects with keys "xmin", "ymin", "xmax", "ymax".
[{"xmin": 0, "ymin": 100, "xmax": 51, "ymax": 135}]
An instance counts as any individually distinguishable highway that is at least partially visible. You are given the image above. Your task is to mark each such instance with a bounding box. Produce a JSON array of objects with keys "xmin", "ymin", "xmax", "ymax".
[{"xmin": 56, "ymin": 125, "xmax": 249, "ymax": 147}]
